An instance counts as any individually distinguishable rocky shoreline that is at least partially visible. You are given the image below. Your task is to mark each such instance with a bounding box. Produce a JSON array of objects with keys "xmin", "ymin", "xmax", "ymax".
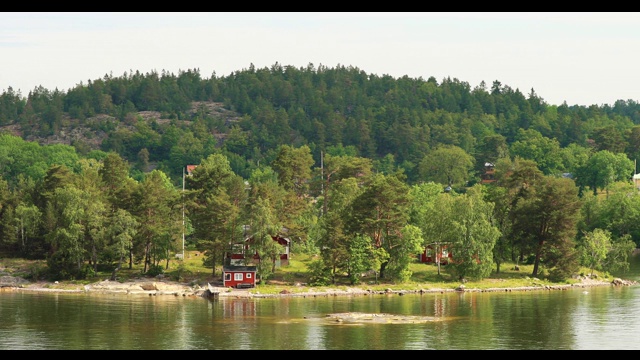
[{"xmin": 1, "ymin": 274, "xmax": 637, "ymax": 299}]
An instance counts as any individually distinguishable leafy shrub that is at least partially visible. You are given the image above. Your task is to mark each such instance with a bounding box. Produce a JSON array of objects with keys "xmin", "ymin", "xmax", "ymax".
[
  {"xmin": 25, "ymin": 263, "xmax": 47, "ymax": 281},
  {"xmin": 525, "ymin": 255, "xmax": 537, "ymax": 265},
  {"xmin": 307, "ymin": 259, "xmax": 332, "ymax": 286},
  {"xmin": 146, "ymin": 264, "xmax": 164, "ymax": 277},
  {"xmin": 170, "ymin": 263, "xmax": 190, "ymax": 282},
  {"xmin": 82, "ymin": 265, "xmax": 97, "ymax": 279}
]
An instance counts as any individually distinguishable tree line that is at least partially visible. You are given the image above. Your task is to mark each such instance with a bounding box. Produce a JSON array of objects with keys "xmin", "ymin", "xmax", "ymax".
[
  {"xmin": 2, "ymin": 63, "xmax": 640, "ymax": 185},
  {"xmin": 0, "ymin": 137, "xmax": 636, "ymax": 284}
]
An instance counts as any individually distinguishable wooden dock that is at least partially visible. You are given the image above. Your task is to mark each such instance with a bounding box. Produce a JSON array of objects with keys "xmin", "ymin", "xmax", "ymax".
[{"xmin": 204, "ymin": 283, "xmax": 220, "ymax": 300}]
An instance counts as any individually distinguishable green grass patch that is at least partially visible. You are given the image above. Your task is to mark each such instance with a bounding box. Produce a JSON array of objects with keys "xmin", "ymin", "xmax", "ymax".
[{"xmin": 2, "ymin": 250, "xmax": 616, "ymax": 291}]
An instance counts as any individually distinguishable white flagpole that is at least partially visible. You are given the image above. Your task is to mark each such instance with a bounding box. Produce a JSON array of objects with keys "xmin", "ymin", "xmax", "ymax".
[{"xmin": 182, "ymin": 166, "xmax": 185, "ymax": 261}]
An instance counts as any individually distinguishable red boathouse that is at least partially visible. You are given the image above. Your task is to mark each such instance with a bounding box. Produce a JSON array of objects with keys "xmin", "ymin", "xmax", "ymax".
[{"xmin": 223, "ymin": 265, "xmax": 257, "ymax": 288}]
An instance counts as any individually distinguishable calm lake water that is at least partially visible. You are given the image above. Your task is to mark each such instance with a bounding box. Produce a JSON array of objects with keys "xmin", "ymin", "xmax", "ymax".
[{"xmin": 2, "ymin": 254, "xmax": 639, "ymax": 350}]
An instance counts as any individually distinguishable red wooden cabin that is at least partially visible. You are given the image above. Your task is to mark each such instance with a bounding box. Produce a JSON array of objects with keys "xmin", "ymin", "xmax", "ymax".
[
  {"xmin": 223, "ymin": 265, "xmax": 257, "ymax": 288},
  {"xmin": 480, "ymin": 162, "xmax": 496, "ymax": 184},
  {"xmin": 227, "ymin": 233, "xmax": 290, "ymax": 267},
  {"xmin": 419, "ymin": 244, "xmax": 452, "ymax": 265}
]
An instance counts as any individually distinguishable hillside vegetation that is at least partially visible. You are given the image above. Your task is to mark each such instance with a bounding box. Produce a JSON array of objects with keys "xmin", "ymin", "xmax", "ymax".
[{"xmin": 0, "ymin": 63, "xmax": 638, "ymax": 287}]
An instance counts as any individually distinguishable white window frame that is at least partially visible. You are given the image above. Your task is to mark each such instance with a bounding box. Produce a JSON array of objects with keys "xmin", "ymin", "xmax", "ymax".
[
  {"xmin": 234, "ymin": 273, "xmax": 243, "ymax": 281},
  {"xmin": 246, "ymin": 273, "xmax": 252, "ymax": 278}
]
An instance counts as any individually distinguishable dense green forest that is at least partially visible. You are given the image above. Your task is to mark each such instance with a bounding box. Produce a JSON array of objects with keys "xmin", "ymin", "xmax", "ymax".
[{"xmin": 0, "ymin": 63, "xmax": 638, "ymax": 284}]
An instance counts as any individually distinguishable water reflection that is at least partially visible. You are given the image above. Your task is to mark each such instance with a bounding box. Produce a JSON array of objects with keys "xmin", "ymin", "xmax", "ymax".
[
  {"xmin": 571, "ymin": 285, "xmax": 640, "ymax": 350},
  {"xmin": 1, "ymin": 253, "xmax": 639, "ymax": 349}
]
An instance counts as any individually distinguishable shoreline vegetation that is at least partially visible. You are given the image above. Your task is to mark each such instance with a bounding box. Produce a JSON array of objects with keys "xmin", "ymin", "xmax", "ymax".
[
  {"xmin": 2, "ymin": 273, "xmax": 636, "ymax": 300},
  {"xmin": 1, "ymin": 254, "xmax": 637, "ymax": 299},
  {"xmin": 5, "ymin": 277, "xmax": 638, "ymax": 299}
]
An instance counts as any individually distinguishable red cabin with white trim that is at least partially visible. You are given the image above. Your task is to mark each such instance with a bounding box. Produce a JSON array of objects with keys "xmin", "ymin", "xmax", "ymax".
[
  {"xmin": 223, "ymin": 265, "xmax": 257, "ymax": 288},
  {"xmin": 419, "ymin": 244, "xmax": 452, "ymax": 265}
]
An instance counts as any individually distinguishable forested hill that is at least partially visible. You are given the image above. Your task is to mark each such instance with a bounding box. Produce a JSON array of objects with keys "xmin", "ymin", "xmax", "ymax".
[
  {"xmin": 1, "ymin": 62, "xmax": 640, "ymax": 185},
  {"xmin": 3, "ymin": 62, "xmax": 640, "ymax": 283}
]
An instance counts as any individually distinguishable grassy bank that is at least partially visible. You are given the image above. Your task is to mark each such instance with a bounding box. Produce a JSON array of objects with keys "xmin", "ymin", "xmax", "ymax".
[{"xmin": 1, "ymin": 250, "xmax": 615, "ymax": 295}]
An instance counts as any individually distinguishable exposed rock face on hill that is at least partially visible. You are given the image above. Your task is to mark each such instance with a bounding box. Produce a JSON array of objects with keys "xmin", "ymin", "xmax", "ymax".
[{"xmin": 0, "ymin": 101, "xmax": 241, "ymax": 152}]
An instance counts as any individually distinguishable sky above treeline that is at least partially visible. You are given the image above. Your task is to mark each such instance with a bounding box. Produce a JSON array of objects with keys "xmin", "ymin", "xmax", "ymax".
[{"xmin": 2, "ymin": 12, "xmax": 640, "ymax": 107}]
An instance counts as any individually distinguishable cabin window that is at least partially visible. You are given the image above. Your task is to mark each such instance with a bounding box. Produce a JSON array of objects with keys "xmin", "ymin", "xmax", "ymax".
[
  {"xmin": 246, "ymin": 273, "xmax": 252, "ymax": 278},
  {"xmin": 224, "ymin": 273, "xmax": 231, "ymax": 281},
  {"xmin": 442, "ymin": 249, "xmax": 448, "ymax": 257},
  {"xmin": 234, "ymin": 273, "xmax": 243, "ymax": 281},
  {"xmin": 426, "ymin": 248, "xmax": 432, "ymax": 256}
]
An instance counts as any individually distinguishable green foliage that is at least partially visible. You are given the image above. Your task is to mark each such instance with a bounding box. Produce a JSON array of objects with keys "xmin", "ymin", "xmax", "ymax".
[
  {"xmin": 25, "ymin": 261, "xmax": 47, "ymax": 281},
  {"xmin": 575, "ymin": 150, "xmax": 634, "ymax": 196},
  {"xmin": 0, "ymin": 134, "xmax": 80, "ymax": 187},
  {"xmin": 408, "ymin": 181, "xmax": 443, "ymax": 227},
  {"xmin": 384, "ymin": 225, "xmax": 423, "ymax": 282},
  {"xmin": 509, "ymin": 128, "xmax": 563, "ymax": 175},
  {"xmin": 434, "ymin": 186, "xmax": 500, "ymax": 281},
  {"xmin": 171, "ymin": 261, "xmax": 189, "ymax": 282},
  {"xmin": 190, "ymin": 154, "xmax": 242, "ymax": 277},
  {"xmin": 507, "ymin": 168, "xmax": 581, "ymax": 278},
  {"xmin": 46, "ymin": 250, "xmax": 83, "ymax": 280},
  {"xmin": 307, "ymin": 258, "xmax": 332, "ymax": 286},
  {"xmin": 343, "ymin": 173, "xmax": 411, "ymax": 279},
  {"xmin": 271, "ymin": 144, "xmax": 314, "ymax": 196},
  {"xmin": 82, "ymin": 264, "xmax": 97, "ymax": 278},
  {"xmin": 146, "ymin": 264, "xmax": 164, "ymax": 277},
  {"xmin": 3, "ymin": 63, "xmax": 640, "ymax": 287},
  {"xmin": 247, "ymin": 196, "xmax": 282, "ymax": 280},
  {"xmin": 548, "ymin": 265, "xmax": 572, "ymax": 282},
  {"xmin": 604, "ymin": 234, "xmax": 636, "ymax": 274},
  {"xmin": 580, "ymin": 228, "xmax": 612, "ymax": 276},
  {"xmin": 134, "ymin": 169, "xmax": 182, "ymax": 273},
  {"xmin": 418, "ymin": 145, "xmax": 474, "ymax": 187},
  {"xmin": 346, "ymin": 234, "xmax": 376, "ymax": 285}
]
